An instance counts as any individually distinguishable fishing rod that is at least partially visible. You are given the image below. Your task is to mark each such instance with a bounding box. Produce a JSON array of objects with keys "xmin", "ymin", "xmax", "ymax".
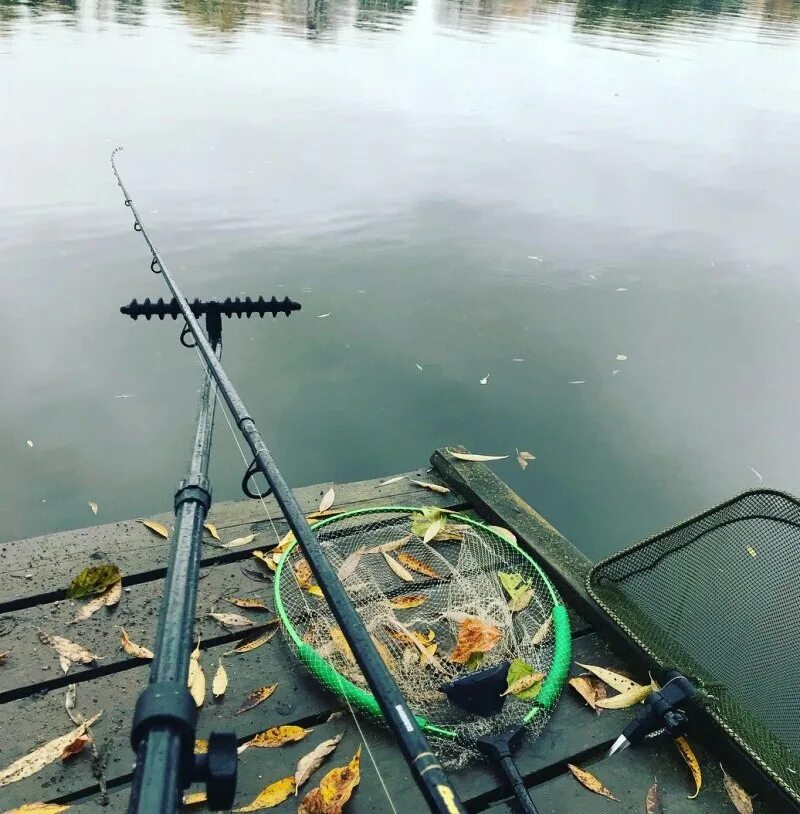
[{"xmin": 112, "ymin": 148, "xmax": 466, "ymax": 814}]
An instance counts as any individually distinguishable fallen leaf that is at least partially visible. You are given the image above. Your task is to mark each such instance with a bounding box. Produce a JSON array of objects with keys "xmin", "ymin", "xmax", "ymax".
[
  {"xmin": 498, "ymin": 571, "xmax": 534, "ymax": 612},
  {"xmin": 326, "ymin": 712, "xmax": 343, "ymax": 722},
  {"xmin": 66, "ymin": 563, "xmax": 122, "ymax": 600},
  {"xmin": 204, "ymin": 522, "xmax": 220, "ymax": 541},
  {"xmin": 294, "ymin": 735, "xmax": 343, "ymax": 792},
  {"xmin": 253, "ymin": 550, "xmax": 277, "ymax": 572},
  {"xmin": 503, "ymin": 659, "xmax": 543, "ymax": 699},
  {"xmin": 294, "ymin": 560, "xmax": 325, "ymax": 598},
  {"xmin": 397, "ymin": 552, "xmax": 440, "ymax": 579},
  {"xmin": 138, "ymin": 518, "xmax": 169, "ymax": 539},
  {"xmin": 221, "ymin": 533, "xmax": 259, "ymax": 548},
  {"xmin": 646, "ymin": 782, "xmax": 663, "ymax": 814},
  {"xmin": 72, "ymin": 579, "xmax": 122, "ymax": 622},
  {"xmin": 576, "ymin": 663, "xmax": 645, "ymax": 695},
  {"xmin": 378, "ymin": 475, "xmax": 406, "ymax": 487},
  {"xmin": 616, "ymin": 354, "xmax": 628, "ymax": 361},
  {"xmin": 449, "ymin": 451, "xmax": 509, "ymax": 462},
  {"xmin": 2, "ymin": 804, "xmax": 71, "ymax": 813},
  {"xmin": 367, "ymin": 534, "xmax": 413, "ymax": 554},
  {"xmin": 422, "ymin": 518, "xmax": 445, "ymax": 544},
  {"xmin": 226, "ymin": 627, "xmax": 278, "ymax": 654},
  {"xmin": 224, "ymin": 597, "xmax": 271, "ymax": 611},
  {"xmin": 39, "ymin": 631, "xmax": 99, "ymax": 665},
  {"xmin": 721, "ymin": 765, "xmax": 753, "ymax": 814},
  {"xmin": 410, "ymin": 480, "xmax": 450, "ymax": 495},
  {"xmin": 209, "ymin": 612, "xmax": 254, "ymax": 629},
  {"xmin": 247, "ymin": 725, "xmax": 311, "ymax": 748},
  {"xmin": 479, "ymin": 374, "xmax": 490, "ymax": 385},
  {"xmin": 59, "ymin": 655, "xmax": 70, "ymax": 674},
  {"xmin": 235, "ymin": 776, "xmax": 296, "ymax": 811},
  {"xmin": 337, "ymin": 548, "xmax": 365, "ymax": 581},
  {"xmin": 88, "ymin": 501, "xmax": 98, "ymax": 515},
  {"xmin": 60, "ymin": 735, "xmax": 90, "ymax": 761},
  {"xmin": 674, "ymin": 735, "xmax": 702, "ymax": 798},
  {"xmin": 104, "ymin": 580, "xmax": 122, "ymax": 607},
  {"xmin": 188, "ymin": 643, "xmax": 205, "ymax": 707},
  {"xmin": 0, "ymin": 712, "xmax": 101, "ymax": 788},
  {"xmin": 194, "ymin": 740, "xmax": 208, "ymax": 754},
  {"xmin": 389, "ymin": 595, "xmax": 427, "ymax": 610},
  {"xmin": 371, "ymin": 635, "xmax": 397, "ymax": 670},
  {"xmin": 299, "ymin": 746, "xmax": 361, "ymax": 814},
  {"xmin": 532, "ymin": 615, "xmax": 552, "ymax": 645},
  {"xmin": 120, "ymin": 627, "xmax": 154, "ymax": 659},
  {"xmin": 183, "ymin": 791, "xmax": 208, "ymax": 807},
  {"xmin": 319, "ymin": 487, "xmax": 336, "ymax": 513},
  {"xmin": 65, "ymin": 684, "xmax": 81, "ymax": 725},
  {"xmin": 489, "ymin": 526, "xmax": 516, "ymax": 546},
  {"xmin": 567, "ymin": 763, "xmax": 618, "ymax": 801},
  {"xmin": 212, "ymin": 660, "xmax": 228, "ymax": 699},
  {"xmin": 596, "ymin": 682, "xmax": 653, "ymax": 709},
  {"xmin": 569, "ymin": 380, "xmax": 586, "ymax": 385},
  {"xmin": 568, "ymin": 676, "xmax": 600, "ymax": 711},
  {"xmin": 235, "ymin": 684, "xmax": 278, "ymax": 715},
  {"xmin": 449, "ymin": 617, "xmax": 503, "ymax": 664},
  {"xmin": 317, "ymin": 312, "xmax": 331, "ymax": 319},
  {"xmin": 383, "ymin": 552, "xmax": 415, "ymax": 582},
  {"xmin": 26, "ymin": 440, "xmax": 33, "ymax": 447},
  {"xmin": 0, "ymin": 650, "xmax": 9, "ymax": 666},
  {"xmin": 329, "ymin": 627, "xmax": 356, "ymax": 664}
]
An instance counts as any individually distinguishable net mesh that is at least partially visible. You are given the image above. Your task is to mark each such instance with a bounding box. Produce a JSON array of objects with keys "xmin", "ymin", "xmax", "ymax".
[
  {"xmin": 588, "ymin": 489, "xmax": 800, "ymax": 804},
  {"xmin": 277, "ymin": 509, "xmax": 561, "ymax": 767}
]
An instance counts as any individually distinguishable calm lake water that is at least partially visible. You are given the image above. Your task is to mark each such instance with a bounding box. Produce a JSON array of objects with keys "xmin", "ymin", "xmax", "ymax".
[{"xmin": 2, "ymin": 0, "xmax": 799, "ymax": 558}]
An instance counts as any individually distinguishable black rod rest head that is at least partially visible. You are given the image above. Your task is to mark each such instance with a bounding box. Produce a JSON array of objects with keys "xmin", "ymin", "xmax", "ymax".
[{"xmin": 120, "ymin": 295, "xmax": 301, "ymax": 321}]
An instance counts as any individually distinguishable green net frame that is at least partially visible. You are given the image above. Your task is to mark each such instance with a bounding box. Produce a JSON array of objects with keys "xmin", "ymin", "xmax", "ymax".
[{"xmin": 274, "ymin": 507, "xmax": 571, "ymax": 747}]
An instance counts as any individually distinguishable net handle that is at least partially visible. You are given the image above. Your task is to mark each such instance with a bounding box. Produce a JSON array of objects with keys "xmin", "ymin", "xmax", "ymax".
[{"xmin": 274, "ymin": 506, "xmax": 571, "ymax": 736}]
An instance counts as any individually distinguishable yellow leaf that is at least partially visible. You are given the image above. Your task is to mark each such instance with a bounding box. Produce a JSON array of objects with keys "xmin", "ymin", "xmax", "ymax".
[
  {"xmin": 382, "ymin": 552, "xmax": 414, "ymax": 582},
  {"xmin": 235, "ymin": 776, "xmax": 296, "ymax": 811},
  {"xmin": 138, "ymin": 518, "xmax": 169, "ymax": 539},
  {"xmin": 422, "ymin": 518, "xmax": 445, "ymax": 544},
  {"xmin": 0, "ymin": 712, "xmax": 101, "ymax": 788},
  {"xmin": 645, "ymin": 782, "xmax": 662, "ymax": 814},
  {"xmin": 221, "ymin": 533, "xmax": 259, "ymax": 549},
  {"xmin": 532, "ymin": 614, "xmax": 552, "ymax": 646},
  {"xmin": 449, "ymin": 617, "xmax": 503, "ymax": 664},
  {"xmin": 567, "ymin": 763, "xmax": 618, "ymax": 801},
  {"xmin": 397, "ymin": 553, "xmax": 440, "ymax": 579},
  {"xmin": 674, "ymin": 735, "xmax": 702, "ymax": 798},
  {"xmin": 329, "ymin": 627, "xmax": 356, "ymax": 665},
  {"xmin": 212, "ymin": 660, "xmax": 228, "ymax": 699},
  {"xmin": 295, "ymin": 560, "xmax": 324, "ymax": 597},
  {"xmin": 746, "ymin": 546, "xmax": 757, "ymax": 558},
  {"xmin": 235, "ymin": 684, "xmax": 277, "ymax": 715},
  {"xmin": 299, "ymin": 746, "xmax": 361, "ymax": 814},
  {"xmin": 120, "ymin": 627, "xmax": 154, "ymax": 659},
  {"xmin": 188, "ymin": 644, "xmax": 205, "ymax": 707},
  {"xmin": 2, "ymin": 804, "xmax": 71, "ymax": 813},
  {"xmin": 194, "ymin": 739, "xmax": 208, "ymax": 754},
  {"xmin": 488, "ymin": 526, "xmax": 516, "ymax": 546},
  {"xmin": 183, "ymin": 791, "xmax": 208, "ymax": 806},
  {"xmin": 253, "ymin": 550, "xmax": 277, "ymax": 572},
  {"xmin": 224, "ymin": 597, "xmax": 271, "ymax": 611},
  {"xmin": 389, "ymin": 595, "xmax": 428, "ymax": 610},
  {"xmin": 721, "ymin": 765, "xmax": 753, "ymax": 814},
  {"xmin": 501, "ymin": 671, "xmax": 544, "ymax": 698},
  {"xmin": 498, "ymin": 572, "xmax": 534, "ymax": 612},
  {"xmin": 38, "ymin": 631, "xmax": 99, "ymax": 665},
  {"xmin": 575, "ymin": 663, "xmax": 645, "ymax": 695},
  {"xmin": 247, "ymin": 725, "xmax": 311, "ymax": 748},
  {"xmin": 88, "ymin": 501, "xmax": 98, "ymax": 515},
  {"xmin": 226, "ymin": 627, "xmax": 278, "ymax": 654},
  {"xmin": 319, "ymin": 487, "xmax": 336, "ymax": 513},
  {"xmin": 448, "ymin": 451, "xmax": 509, "ymax": 462},
  {"xmin": 209, "ymin": 612, "xmax": 254, "ymax": 629},
  {"xmin": 294, "ymin": 735, "xmax": 343, "ymax": 791},
  {"xmin": 204, "ymin": 522, "xmax": 220, "ymax": 541},
  {"xmin": 568, "ymin": 676, "xmax": 606, "ymax": 712},
  {"xmin": 595, "ymin": 682, "xmax": 653, "ymax": 709},
  {"xmin": 410, "ymin": 480, "xmax": 450, "ymax": 494}
]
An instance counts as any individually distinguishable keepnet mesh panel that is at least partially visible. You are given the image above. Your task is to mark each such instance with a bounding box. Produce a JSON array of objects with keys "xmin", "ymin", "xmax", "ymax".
[
  {"xmin": 588, "ymin": 490, "xmax": 800, "ymax": 803},
  {"xmin": 278, "ymin": 510, "xmax": 560, "ymax": 768}
]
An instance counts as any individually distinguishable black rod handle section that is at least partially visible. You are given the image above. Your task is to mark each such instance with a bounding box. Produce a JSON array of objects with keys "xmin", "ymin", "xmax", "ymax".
[
  {"xmin": 112, "ymin": 148, "xmax": 466, "ymax": 814},
  {"xmin": 121, "ymin": 295, "xmax": 300, "ymax": 321},
  {"xmin": 499, "ymin": 756, "xmax": 539, "ymax": 814}
]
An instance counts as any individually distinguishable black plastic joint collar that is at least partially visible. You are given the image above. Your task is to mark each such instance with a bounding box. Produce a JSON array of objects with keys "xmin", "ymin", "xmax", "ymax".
[
  {"xmin": 174, "ymin": 474, "xmax": 212, "ymax": 512},
  {"xmin": 131, "ymin": 682, "xmax": 199, "ymax": 750}
]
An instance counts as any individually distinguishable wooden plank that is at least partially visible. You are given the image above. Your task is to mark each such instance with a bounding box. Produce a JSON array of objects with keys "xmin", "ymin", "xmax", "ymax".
[
  {"xmin": 0, "ymin": 632, "xmax": 635, "ymax": 812},
  {"xmin": 0, "ymin": 470, "xmax": 464, "ymax": 608}
]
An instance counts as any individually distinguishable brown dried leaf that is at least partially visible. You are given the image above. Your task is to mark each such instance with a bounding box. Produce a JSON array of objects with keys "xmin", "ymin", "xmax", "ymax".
[
  {"xmin": 294, "ymin": 735, "xmax": 343, "ymax": 792},
  {"xmin": 371, "ymin": 636, "xmax": 397, "ymax": 670},
  {"xmin": 194, "ymin": 739, "xmax": 208, "ymax": 754},
  {"xmin": 120, "ymin": 628, "xmax": 154, "ymax": 659},
  {"xmin": 397, "ymin": 553, "xmax": 440, "ymax": 579},
  {"xmin": 188, "ymin": 643, "xmax": 205, "ymax": 707},
  {"xmin": 568, "ymin": 676, "xmax": 600, "ymax": 711},
  {"xmin": 449, "ymin": 617, "xmax": 503, "ymax": 664},
  {"xmin": 329, "ymin": 627, "xmax": 356, "ymax": 665},
  {"xmin": 252, "ymin": 550, "xmax": 277, "ymax": 572},
  {"xmin": 501, "ymin": 672, "xmax": 544, "ymax": 697},
  {"xmin": 60, "ymin": 735, "xmax": 90, "ymax": 761},
  {"xmin": 0, "ymin": 650, "xmax": 9, "ymax": 666},
  {"xmin": 247, "ymin": 725, "xmax": 311, "ymax": 748},
  {"xmin": 138, "ymin": 518, "xmax": 169, "ymax": 539},
  {"xmin": 389, "ymin": 595, "xmax": 428, "ymax": 610},
  {"xmin": 567, "ymin": 763, "xmax": 618, "ymax": 801},
  {"xmin": 319, "ymin": 487, "xmax": 336, "ymax": 513},
  {"xmin": 235, "ymin": 776, "xmax": 296, "ymax": 811},
  {"xmin": 204, "ymin": 522, "xmax": 221, "ymax": 541},
  {"xmin": 221, "ymin": 533, "xmax": 259, "ymax": 549},
  {"xmin": 39, "ymin": 631, "xmax": 99, "ymax": 665},
  {"xmin": 674, "ymin": 735, "xmax": 702, "ymax": 798},
  {"xmin": 449, "ymin": 451, "xmax": 509, "ymax": 462},
  {"xmin": 382, "ymin": 552, "xmax": 414, "ymax": 582},
  {"xmin": 235, "ymin": 684, "xmax": 278, "ymax": 715},
  {"xmin": 183, "ymin": 791, "xmax": 208, "ymax": 807},
  {"xmin": 0, "ymin": 712, "xmax": 101, "ymax": 788},
  {"xmin": 104, "ymin": 580, "xmax": 122, "ymax": 607},
  {"xmin": 59, "ymin": 655, "xmax": 70, "ymax": 675},
  {"xmin": 226, "ymin": 627, "xmax": 278, "ymax": 654},
  {"xmin": 531, "ymin": 614, "xmax": 552, "ymax": 646},
  {"xmin": 516, "ymin": 449, "xmax": 536, "ymax": 471},
  {"xmin": 298, "ymin": 746, "xmax": 361, "ymax": 814},
  {"xmin": 337, "ymin": 547, "xmax": 365, "ymax": 581},
  {"xmin": 721, "ymin": 765, "xmax": 753, "ymax": 814},
  {"xmin": 575, "ymin": 663, "xmax": 645, "ymax": 694},
  {"xmin": 212, "ymin": 660, "xmax": 228, "ymax": 698},
  {"xmin": 72, "ymin": 593, "xmax": 107, "ymax": 623},
  {"xmin": 410, "ymin": 480, "xmax": 450, "ymax": 494},
  {"xmin": 295, "ymin": 560, "xmax": 324, "ymax": 598},
  {"xmin": 366, "ymin": 534, "xmax": 413, "ymax": 554},
  {"xmin": 646, "ymin": 783, "xmax": 663, "ymax": 814},
  {"xmin": 595, "ymin": 682, "xmax": 653, "ymax": 709},
  {"xmin": 209, "ymin": 612, "xmax": 254, "ymax": 629},
  {"xmin": 224, "ymin": 597, "xmax": 271, "ymax": 612},
  {"xmin": 65, "ymin": 684, "xmax": 80, "ymax": 725}
]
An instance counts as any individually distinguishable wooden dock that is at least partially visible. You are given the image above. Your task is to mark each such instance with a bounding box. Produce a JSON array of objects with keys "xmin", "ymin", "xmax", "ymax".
[{"xmin": 0, "ymin": 449, "xmax": 770, "ymax": 813}]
